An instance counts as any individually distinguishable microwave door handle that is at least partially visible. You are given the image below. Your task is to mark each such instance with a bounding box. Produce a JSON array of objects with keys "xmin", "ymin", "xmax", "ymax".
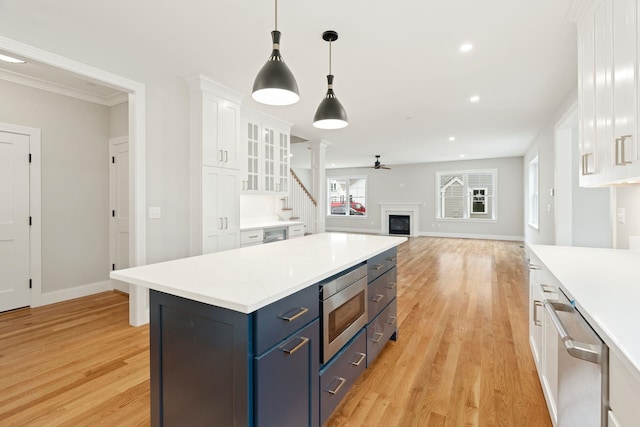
[{"xmin": 544, "ymin": 301, "xmax": 602, "ymax": 364}]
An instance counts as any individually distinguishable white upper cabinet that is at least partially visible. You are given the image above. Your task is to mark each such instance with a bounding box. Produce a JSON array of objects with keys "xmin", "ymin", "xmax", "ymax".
[
  {"xmin": 577, "ymin": 0, "xmax": 640, "ymax": 186},
  {"xmin": 240, "ymin": 107, "xmax": 292, "ymax": 195},
  {"xmin": 188, "ymin": 75, "xmax": 242, "ymax": 170}
]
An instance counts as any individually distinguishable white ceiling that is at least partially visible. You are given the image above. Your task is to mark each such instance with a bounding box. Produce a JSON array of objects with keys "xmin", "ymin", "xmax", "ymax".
[{"xmin": 0, "ymin": 0, "xmax": 578, "ymax": 169}]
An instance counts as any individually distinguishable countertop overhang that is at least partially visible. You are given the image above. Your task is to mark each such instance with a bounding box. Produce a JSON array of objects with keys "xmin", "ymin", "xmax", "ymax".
[
  {"xmin": 529, "ymin": 244, "xmax": 640, "ymax": 381},
  {"xmin": 111, "ymin": 233, "xmax": 406, "ymax": 314}
]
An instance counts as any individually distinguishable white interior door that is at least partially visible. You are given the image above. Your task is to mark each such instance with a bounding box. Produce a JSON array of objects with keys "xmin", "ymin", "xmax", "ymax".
[
  {"xmin": 109, "ymin": 137, "xmax": 129, "ymax": 292},
  {"xmin": 0, "ymin": 131, "xmax": 30, "ymax": 312}
]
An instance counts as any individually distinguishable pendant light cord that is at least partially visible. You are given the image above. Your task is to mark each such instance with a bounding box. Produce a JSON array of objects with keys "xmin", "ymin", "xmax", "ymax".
[
  {"xmin": 274, "ymin": 0, "xmax": 278, "ymax": 30},
  {"xmin": 329, "ymin": 40, "xmax": 332, "ymax": 74}
]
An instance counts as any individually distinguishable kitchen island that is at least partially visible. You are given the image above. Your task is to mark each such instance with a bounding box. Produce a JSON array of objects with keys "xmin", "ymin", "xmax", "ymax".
[{"xmin": 111, "ymin": 232, "xmax": 406, "ymax": 426}]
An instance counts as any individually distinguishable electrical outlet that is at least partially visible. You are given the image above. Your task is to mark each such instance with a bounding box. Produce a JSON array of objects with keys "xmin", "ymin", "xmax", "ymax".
[
  {"xmin": 617, "ymin": 208, "xmax": 625, "ymax": 224},
  {"xmin": 149, "ymin": 207, "xmax": 161, "ymax": 219}
]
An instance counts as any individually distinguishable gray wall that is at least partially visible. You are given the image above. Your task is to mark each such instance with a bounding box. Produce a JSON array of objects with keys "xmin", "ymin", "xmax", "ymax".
[
  {"xmin": 615, "ymin": 185, "xmax": 640, "ymax": 249},
  {"xmin": 109, "ymin": 101, "xmax": 128, "ymax": 138},
  {"xmin": 524, "ymin": 89, "xmax": 577, "ymax": 245},
  {"xmin": 0, "ymin": 79, "xmax": 110, "ymax": 293},
  {"xmin": 326, "ymin": 157, "xmax": 524, "ymax": 240}
]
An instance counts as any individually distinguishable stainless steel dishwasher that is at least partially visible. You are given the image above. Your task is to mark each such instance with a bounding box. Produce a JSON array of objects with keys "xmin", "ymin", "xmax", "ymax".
[{"xmin": 545, "ymin": 289, "xmax": 608, "ymax": 427}]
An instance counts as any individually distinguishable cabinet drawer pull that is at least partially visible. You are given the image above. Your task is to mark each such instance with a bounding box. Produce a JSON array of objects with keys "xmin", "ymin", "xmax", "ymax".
[
  {"xmin": 386, "ymin": 256, "xmax": 397, "ymax": 262},
  {"xmin": 541, "ymin": 284, "xmax": 556, "ymax": 293},
  {"xmin": 326, "ymin": 377, "xmax": 347, "ymax": 395},
  {"xmin": 371, "ymin": 294, "xmax": 384, "ymax": 303},
  {"xmin": 386, "ymin": 282, "xmax": 397, "ymax": 290},
  {"xmin": 386, "ymin": 316, "xmax": 397, "ymax": 325},
  {"xmin": 533, "ymin": 300, "xmax": 543, "ymax": 326},
  {"xmin": 219, "ymin": 218, "xmax": 224, "ymax": 230},
  {"xmin": 371, "ymin": 264, "xmax": 384, "ymax": 271},
  {"xmin": 529, "ymin": 264, "xmax": 541, "ymax": 270},
  {"xmin": 280, "ymin": 307, "xmax": 309, "ymax": 322},
  {"xmin": 224, "ymin": 150, "xmax": 229, "ymax": 163},
  {"xmin": 350, "ymin": 352, "xmax": 366, "ymax": 367},
  {"xmin": 248, "ymin": 235, "xmax": 259, "ymax": 239},
  {"xmin": 371, "ymin": 332, "xmax": 384, "ymax": 344},
  {"xmin": 219, "ymin": 149, "xmax": 224, "ymax": 162},
  {"xmin": 281, "ymin": 336, "xmax": 309, "ymax": 355}
]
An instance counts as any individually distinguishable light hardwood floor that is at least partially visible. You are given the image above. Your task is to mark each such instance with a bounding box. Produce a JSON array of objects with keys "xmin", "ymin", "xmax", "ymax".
[{"xmin": 0, "ymin": 237, "xmax": 550, "ymax": 426}]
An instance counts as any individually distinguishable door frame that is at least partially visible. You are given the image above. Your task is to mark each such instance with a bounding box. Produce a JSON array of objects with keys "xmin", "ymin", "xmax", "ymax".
[
  {"xmin": 0, "ymin": 123, "xmax": 41, "ymax": 307},
  {"xmin": 0, "ymin": 35, "xmax": 148, "ymax": 326}
]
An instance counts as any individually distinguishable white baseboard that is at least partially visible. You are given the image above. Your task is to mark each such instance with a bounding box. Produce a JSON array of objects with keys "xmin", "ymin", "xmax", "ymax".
[
  {"xmin": 325, "ymin": 227, "xmax": 524, "ymax": 242},
  {"xmin": 418, "ymin": 231, "xmax": 524, "ymax": 241},
  {"xmin": 38, "ymin": 280, "xmax": 115, "ymax": 306},
  {"xmin": 111, "ymin": 279, "xmax": 130, "ymax": 294},
  {"xmin": 325, "ymin": 227, "xmax": 381, "ymax": 234}
]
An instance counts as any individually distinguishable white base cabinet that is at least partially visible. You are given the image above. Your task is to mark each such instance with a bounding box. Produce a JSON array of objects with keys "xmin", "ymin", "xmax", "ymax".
[
  {"xmin": 528, "ymin": 254, "xmax": 559, "ymax": 426},
  {"xmin": 609, "ymin": 350, "xmax": 640, "ymax": 427}
]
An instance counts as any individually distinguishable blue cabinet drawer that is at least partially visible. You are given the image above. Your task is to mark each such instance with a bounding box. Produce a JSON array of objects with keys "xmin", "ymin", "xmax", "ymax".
[
  {"xmin": 319, "ymin": 329, "xmax": 367, "ymax": 425},
  {"xmin": 254, "ymin": 285, "xmax": 319, "ymax": 355},
  {"xmin": 367, "ymin": 267, "xmax": 397, "ymax": 322},
  {"xmin": 366, "ymin": 299, "xmax": 397, "ymax": 367},
  {"xmin": 367, "ymin": 248, "xmax": 397, "ymax": 283},
  {"xmin": 254, "ymin": 319, "xmax": 319, "ymax": 427}
]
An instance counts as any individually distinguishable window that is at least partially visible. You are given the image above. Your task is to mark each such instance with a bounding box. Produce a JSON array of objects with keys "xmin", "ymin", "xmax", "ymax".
[
  {"xmin": 528, "ymin": 156, "xmax": 539, "ymax": 229},
  {"xmin": 436, "ymin": 169, "xmax": 496, "ymax": 220},
  {"xmin": 327, "ymin": 177, "xmax": 367, "ymax": 216}
]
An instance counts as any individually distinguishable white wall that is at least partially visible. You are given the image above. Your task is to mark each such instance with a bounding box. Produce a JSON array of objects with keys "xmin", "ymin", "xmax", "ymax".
[
  {"xmin": 615, "ymin": 185, "xmax": 640, "ymax": 249},
  {"xmin": 0, "ymin": 79, "xmax": 110, "ymax": 293},
  {"xmin": 240, "ymin": 195, "xmax": 280, "ymax": 224},
  {"xmin": 326, "ymin": 157, "xmax": 524, "ymax": 240}
]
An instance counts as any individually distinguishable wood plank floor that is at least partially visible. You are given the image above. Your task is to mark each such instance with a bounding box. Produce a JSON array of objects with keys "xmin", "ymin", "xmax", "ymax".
[{"xmin": 0, "ymin": 237, "xmax": 550, "ymax": 426}]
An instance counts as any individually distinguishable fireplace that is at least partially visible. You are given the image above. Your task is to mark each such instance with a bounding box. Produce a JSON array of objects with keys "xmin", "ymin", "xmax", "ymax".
[
  {"xmin": 380, "ymin": 203, "xmax": 420, "ymax": 237},
  {"xmin": 389, "ymin": 215, "xmax": 410, "ymax": 235}
]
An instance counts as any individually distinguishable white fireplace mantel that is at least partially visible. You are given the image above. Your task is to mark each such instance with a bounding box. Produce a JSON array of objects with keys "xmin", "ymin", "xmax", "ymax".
[{"xmin": 379, "ymin": 203, "xmax": 422, "ymax": 237}]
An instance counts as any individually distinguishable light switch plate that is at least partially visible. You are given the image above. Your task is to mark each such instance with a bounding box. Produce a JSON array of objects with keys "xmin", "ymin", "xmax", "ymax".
[
  {"xmin": 617, "ymin": 208, "xmax": 625, "ymax": 224},
  {"xmin": 149, "ymin": 207, "xmax": 161, "ymax": 219}
]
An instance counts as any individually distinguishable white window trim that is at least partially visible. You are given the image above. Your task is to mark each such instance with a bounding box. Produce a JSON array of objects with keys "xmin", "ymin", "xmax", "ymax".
[
  {"xmin": 435, "ymin": 168, "xmax": 498, "ymax": 222},
  {"xmin": 327, "ymin": 175, "xmax": 368, "ymax": 218}
]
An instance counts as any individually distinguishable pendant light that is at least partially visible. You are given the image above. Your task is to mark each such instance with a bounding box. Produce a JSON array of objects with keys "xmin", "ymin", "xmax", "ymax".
[
  {"xmin": 313, "ymin": 30, "xmax": 348, "ymax": 129},
  {"xmin": 252, "ymin": 0, "xmax": 299, "ymax": 106}
]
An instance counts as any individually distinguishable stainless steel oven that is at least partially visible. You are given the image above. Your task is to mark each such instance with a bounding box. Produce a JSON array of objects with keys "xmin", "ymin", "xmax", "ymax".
[{"xmin": 319, "ymin": 264, "xmax": 368, "ymax": 363}]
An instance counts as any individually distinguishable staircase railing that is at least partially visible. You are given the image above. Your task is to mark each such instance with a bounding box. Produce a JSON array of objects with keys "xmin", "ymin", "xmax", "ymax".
[{"xmin": 289, "ymin": 169, "xmax": 317, "ymax": 235}]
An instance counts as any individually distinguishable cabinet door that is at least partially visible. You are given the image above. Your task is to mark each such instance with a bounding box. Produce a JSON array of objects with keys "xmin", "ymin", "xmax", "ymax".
[
  {"xmin": 263, "ymin": 127, "xmax": 276, "ymax": 192},
  {"xmin": 242, "ymin": 120, "xmax": 261, "ymax": 192},
  {"xmin": 542, "ymin": 307, "xmax": 558, "ymax": 425},
  {"xmin": 529, "ymin": 277, "xmax": 544, "ymax": 370},
  {"xmin": 277, "ymin": 131, "xmax": 290, "ymax": 194},
  {"xmin": 219, "ymin": 100, "xmax": 240, "ymax": 170},
  {"xmin": 200, "ymin": 93, "xmax": 239, "ymax": 169},
  {"xmin": 202, "ymin": 166, "xmax": 239, "ymax": 254},
  {"xmin": 579, "ymin": 6, "xmax": 598, "ymax": 186},
  {"xmin": 254, "ymin": 319, "xmax": 319, "ymax": 427},
  {"xmin": 609, "ymin": 0, "xmax": 638, "ymax": 181}
]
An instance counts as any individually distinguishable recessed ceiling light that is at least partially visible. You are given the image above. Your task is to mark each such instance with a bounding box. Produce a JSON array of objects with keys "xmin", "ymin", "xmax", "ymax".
[
  {"xmin": 449, "ymin": 136, "xmax": 456, "ymax": 142},
  {"xmin": 331, "ymin": 163, "xmax": 336, "ymax": 167},
  {"xmin": 460, "ymin": 154, "xmax": 465, "ymax": 158},
  {"xmin": 470, "ymin": 95, "xmax": 480, "ymax": 103},
  {"xmin": 0, "ymin": 53, "xmax": 26, "ymax": 64},
  {"xmin": 459, "ymin": 43, "xmax": 473, "ymax": 53}
]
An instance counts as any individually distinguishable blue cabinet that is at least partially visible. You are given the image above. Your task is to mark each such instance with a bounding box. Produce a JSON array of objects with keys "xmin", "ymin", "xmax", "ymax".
[
  {"xmin": 149, "ymin": 285, "xmax": 319, "ymax": 427},
  {"xmin": 319, "ymin": 329, "xmax": 367, "ymax": 425},
  {"xmin": 255, "ymin": 320, "xmax": 319, "ymax": 427},
  {"xmin": 366, "ymin": 299, "xmax": 397, "ymax": 366},
  {"xmin": 367, "ymin": 266, "xmax": 397, "ymax": 322}
]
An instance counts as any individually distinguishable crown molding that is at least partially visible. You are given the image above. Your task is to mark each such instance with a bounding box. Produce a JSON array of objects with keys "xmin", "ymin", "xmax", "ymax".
[
  {"xmin": 565, "ymin": 0, "xmax": 590, "ymax": 22},
  {"xmin": 0, "ymin": 68, "xmax": 127, "ymax": 106}
]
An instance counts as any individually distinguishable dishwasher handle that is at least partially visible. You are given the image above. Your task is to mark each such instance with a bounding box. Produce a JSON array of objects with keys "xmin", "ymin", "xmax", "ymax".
[{"xmin": 544, "ymin": 300, "xmax": 602, "ymax": 364}]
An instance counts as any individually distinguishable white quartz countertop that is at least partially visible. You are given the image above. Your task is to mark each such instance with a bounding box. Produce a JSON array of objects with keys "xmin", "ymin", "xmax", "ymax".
[
  {"xmin": 240, "ymin": 220, "xmax": 303, "ymax": 231},
  {"xmin": 111, "ymin": 233, "xmax": 406, "ymax": 314},
  {"xmin": 529, "ymin": 244, "xmax": 640, "ymax": 380}
]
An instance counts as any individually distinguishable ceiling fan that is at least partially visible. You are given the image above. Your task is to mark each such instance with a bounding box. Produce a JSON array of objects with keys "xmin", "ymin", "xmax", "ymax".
[{"xmin": 370, "ymin": 155, "xmax": 391, "ymax": 170}]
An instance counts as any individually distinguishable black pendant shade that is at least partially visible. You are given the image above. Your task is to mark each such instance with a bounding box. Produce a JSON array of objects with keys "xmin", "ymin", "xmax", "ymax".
[
  {"xmin": 313, "ymin": 74, "xmax": 348, "ymax": 129},
  {"xmin": 251, "ymin": 2, "xmax": 299, "ymax": 106},
  {"xmin": 313, "ymin": 30, "xmax": 348, "ymax": 129}
]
